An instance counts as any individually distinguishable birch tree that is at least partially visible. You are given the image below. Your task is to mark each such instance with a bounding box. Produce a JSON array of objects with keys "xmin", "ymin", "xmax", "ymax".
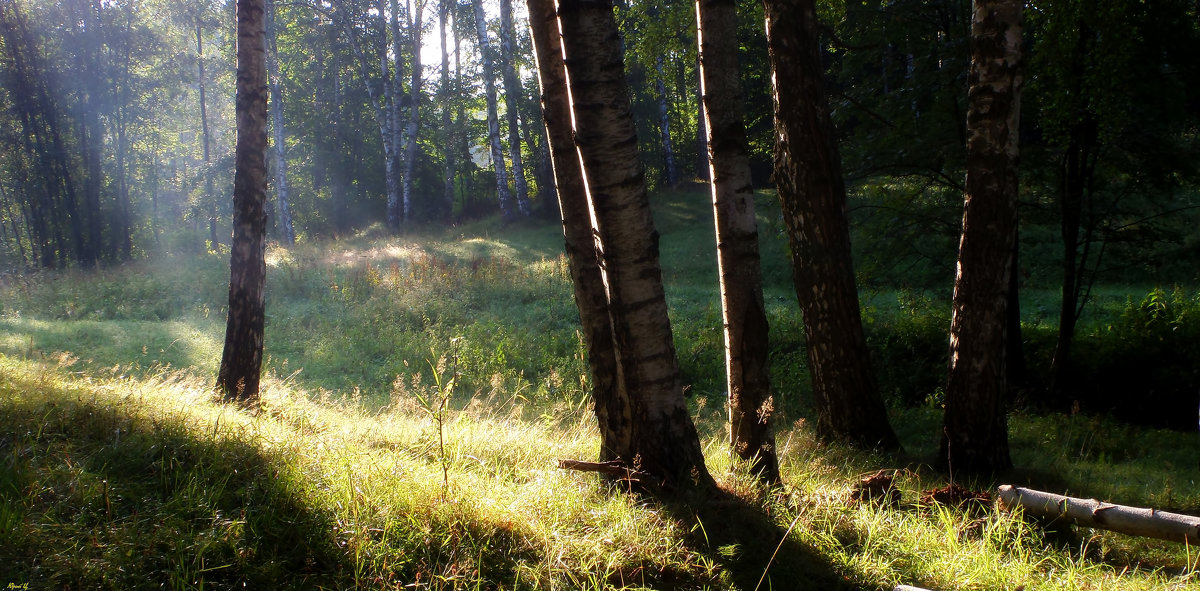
[
  {"xmin": 498, "ymin": 0, "xmax": 531, "ymax": 215},
  {"xmin": 266, "ymin": 0, "xmax": 295, "ymax": 244},
  {"xmin": 941, "ymin": 0, "xmax": 1023, "ymax": 473},
  {"xmin": 553, "ymin": 0, "xmax": 713, "ymax": 487},
  {"xmin": 698, "ymin": 0, "xmax": 778, "ymax": 483},
  {"xmin": 526, "ymin": 0, "xmax": 625, "ymax": 461},
  {"xmin": 471, "ymin": 0, "xmax": 515, "ymax": 220},
  {"xmin": 195, "ymin": 19, "xmax": 217, "ymax": 249},
  {"xmin": 328, "ymin": 0, "xmax": 402, "ymax": 231},
  {"xmin": 399, "ymin": 0, "xmax": 424, "ymax": 223},
  {"xmin": 762, "ymin": 0, "xmax": 900, "ymax": 450},
  {"xmin": 439, "ymin": 0, "xmax": 456, "ymax": 218},
  {"xmin": 218, "ymin": 0, "xmax": 269, "ymax": 403},
  {"xmin": 654, "ymin": 56, "xmax": 678, "ymax": 187}
]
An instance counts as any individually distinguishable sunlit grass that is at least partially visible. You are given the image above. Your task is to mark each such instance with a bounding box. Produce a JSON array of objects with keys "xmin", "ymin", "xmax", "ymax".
[
  {"xmin": 0, "ymin": 354, "xmax": 727, "ymax": 589},
  {"xmin": 0, "ymin": 317, "xmax": 223, "ymax": 371},
  {"xmin": 2, "ymin": 353, "xmax": 1197, "ymax": 589}
]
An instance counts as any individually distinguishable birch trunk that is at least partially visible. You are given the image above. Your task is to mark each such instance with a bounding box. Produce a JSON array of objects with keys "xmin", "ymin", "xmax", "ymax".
[
  {"xmin": 698, "ymin": 0, "xmax": 778, "ymax": 483},
  {"xmin": 997, "ymin": 486, "xmax": 1200, "ymax": 544},
  {"xmin": 439, "ymin": 0, "xmax": 456, "ymax": 218},
  {"xmin": 557, "ymin": 0, "xmax": 712, "ymax": 488},
  {"xmin": 472, "ymin": 0, "xmax": 515, "ymax": 221},
  {"xmin": 499, "ymin": 0, "xmax": 531, "ymax": 216},
  {"xmin": 331, "ymin": 0, "xmax": 399, "ymax": 232},
  {"xmin": 763, "ymin": 0, "xmax": 899, "ymax": 449},
  {"xmin": 400, "ymin": 0, "xmax": 424, "ymax": 224},
  {"xmin": 113, "ymin": 14, "xmax": 134, "ymax": 260},
  {"xmin": 218, "ymin": 0, "xmax": 269, "ymax": 403},
  {"xmin": 266, "ymin": 0, "xmax": 295, "ymax": 244},
  {"xmin": 695, "ymin": 55, "xmax": 709, "ymax": 183},
  {"xmin": 941, "ymin": 0, "xmax": 1023, "ymax": 473},
  {"xmin": 654, "ymin": 56, "xmax": 678, "ymax": 187},
  {"xmin": 386, "ymin": 0, "xmax": 404, "ymax": 230},
  {"xmin": 196, "ymin": 23, "xmax": 217, "ymax": 249},
  {"xmin": 526, "ymin": 0, "xmax": 628, "ymax": 462}
]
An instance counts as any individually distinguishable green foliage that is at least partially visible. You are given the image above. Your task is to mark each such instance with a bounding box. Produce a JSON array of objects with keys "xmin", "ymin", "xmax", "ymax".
[
  {"xmin": 848, "ymin": 180, "xmax": 961, "ymax": 290},
  {"xmin": 1066, "ymin": 287, "xmax": 1200, "ymax": 428},
  {"xmin": 1020, "ymin": 0, "xmax": 1200, "ymax": 300},
  {"xmin": 863, "ymin": 289, "xmax": 951, "ymax": 407},
  {"xmin": 827, "ymin": 0, "xmax": 971, "ymax": 188}
]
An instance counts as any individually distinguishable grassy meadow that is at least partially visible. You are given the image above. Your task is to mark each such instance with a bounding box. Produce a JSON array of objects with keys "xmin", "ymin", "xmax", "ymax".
[{"xmin": 1, "ymin": 187, "xmax": 1199, "ymax": 590}]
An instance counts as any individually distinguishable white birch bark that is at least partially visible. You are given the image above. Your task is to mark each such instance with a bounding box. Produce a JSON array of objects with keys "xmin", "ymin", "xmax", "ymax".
[
  {"xmin": 698, "ymin": 0, "xmax": 777, "ymax": 482},
  {"xmin": 266, "ymin": 0, "xmax": 294, "ymax": 244},
  {"xmin": 472, "ymin": 0, "xmax": 515, "ymax": 220},
  {"xmin": 400, "ymin": 0, "xmax": 425, "ymax": 224},
  {"xmin": 654, "ymin": 56, "xmax": 678, "ymax": 187},
  {"xmin": 498, "ymin": 0, "xmax": 530, "ymax": 216},
  {"xmin": 330, "ymin": 0, "xmax": 400, "ymax": 232},
  {"xmin": 998, "ymin": 486, "xmax": 1200, "ymax": 544},
  {"xmin": 439, "ymin": 0, "xmax": 456, "ymax": 217},
  {"xmin": 557, "ymin": 0, "xmax": 713, "ymax": 488}
]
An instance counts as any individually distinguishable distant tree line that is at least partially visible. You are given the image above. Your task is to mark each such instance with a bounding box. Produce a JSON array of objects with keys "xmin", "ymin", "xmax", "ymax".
[{"xmin": 1, "ymin": 0, "xmax": 1194, "ymax": 266}]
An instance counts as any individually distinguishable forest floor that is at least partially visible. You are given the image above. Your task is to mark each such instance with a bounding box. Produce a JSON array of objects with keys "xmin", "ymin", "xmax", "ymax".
[{"xmin": 1, "ymin": 188, "xmax": 1199, "ymax": 589}]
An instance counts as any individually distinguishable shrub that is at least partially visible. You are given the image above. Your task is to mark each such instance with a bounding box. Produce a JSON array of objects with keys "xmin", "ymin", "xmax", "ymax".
[
  {"xmin": 1070, "ymin": 286, "xmax": 1200, "ymax": 429},
  {"xmin": 865, "ymin": 290, "xmax": 951, "ymax": 407}
]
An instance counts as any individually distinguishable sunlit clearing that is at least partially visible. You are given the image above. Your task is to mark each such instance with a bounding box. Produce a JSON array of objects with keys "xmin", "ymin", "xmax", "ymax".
[
  {"xmin": 447, "ymin": 237, "xmax": 519, "ymax": 259},
  {"xmin": 319, "ymin": 243, "xmax": 425, "ymax": 268},
  {"xmin": 265, "ymin": 244, "xmax": 294, "ymax": 268}
]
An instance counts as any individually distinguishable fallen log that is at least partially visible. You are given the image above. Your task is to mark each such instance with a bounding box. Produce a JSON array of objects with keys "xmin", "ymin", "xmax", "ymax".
[{"xmin": 997, "ymin": 485, "xmax": 1200, "ymax": 544}]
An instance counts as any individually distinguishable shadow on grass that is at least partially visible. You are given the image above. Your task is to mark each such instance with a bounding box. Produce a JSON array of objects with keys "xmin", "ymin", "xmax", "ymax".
[
  {"xmin": 661, "ymin": 487, "xmax": 862, "ymax": 591},
  {"xmin": 0, "ymin": 317, "xmax": 223, "ymax": 374},
  {"xmin": 0, "ymin": 363, "xmax": 612, "ymax": 590},
  {"xmin": 0, "ymin": 374, "xmax": 348, "ymax": 589}
]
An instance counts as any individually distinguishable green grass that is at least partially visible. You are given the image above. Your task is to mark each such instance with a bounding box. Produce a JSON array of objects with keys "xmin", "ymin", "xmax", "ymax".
[
  {"xmin": 1, "ymin": 187, "xmax": 1199, "ymax": 589},
  {"xmin": 3, "ymin": 354, "xmax": 1197, "ymax": 589}
]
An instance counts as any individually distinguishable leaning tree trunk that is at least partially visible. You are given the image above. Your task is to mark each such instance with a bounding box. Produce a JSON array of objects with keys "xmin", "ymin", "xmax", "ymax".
[
  {"xmin": 196, "ymin": 23, "xmax": 218, "ymax": 250},
  {"xmin": 557, "ymin": 0, "xmax": 713, "ymax": 488},
  {"xmin": 472, "ymin": 0, "xmax": 515, "ymax": 221},
  {"xmin": 400, "ymin": 0, "xmax": 424, "ymax": 224},
  {"xmin": 698, "ymin": 0, "xmax": 778, "ymax": 483},
  {"xmin": 266, "ymin": 0, "xmax": 295, "ymax": 244},
  {"xmin": 763, "ymin": 0, "xmax": 899, "ymax": 450},
  {"xmin": 940, "ymin": 0, "xmax": 1023, "ymax": 474},
  {"xmin": 439, "ymin": 0, "xmax": 456, "ymax": 219},
  {"xmin": 654, "ymin": 56, "xmax": 678, "ymax": 187},
  {"xmin": 331, "ymin": 0, "xmax": 400, "ymax": 232},
  {"xmin": 218, "ymin": 0, "xmax": 269, "ymax": 403},
  {"xmin": 499, "ymin": 0, "xmax": 531, "ymax": 216},
  {"xmin": 526, "ymin": 0, "xmax": 628, "ymax": 462}
]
